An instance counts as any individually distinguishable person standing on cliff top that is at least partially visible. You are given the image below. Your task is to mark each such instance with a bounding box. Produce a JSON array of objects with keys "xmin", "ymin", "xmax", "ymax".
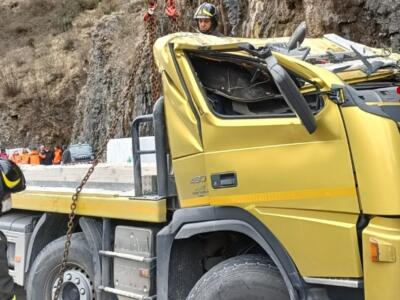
[{"xmin": 194, "ymin": 2, "xmax": 224, "ymax": 37}]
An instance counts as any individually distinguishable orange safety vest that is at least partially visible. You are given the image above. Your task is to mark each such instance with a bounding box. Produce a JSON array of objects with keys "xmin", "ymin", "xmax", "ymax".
[
  {"xmin": 20, "ymin": 153, "xmax": 30, "ymax": 164},
  {"xmin": 29, "ymin": 151, "xmax": 41, "ymax": 165},
  {"xmin": 53, "ymin": 149, "xmax": 62, "ymax": 164}
]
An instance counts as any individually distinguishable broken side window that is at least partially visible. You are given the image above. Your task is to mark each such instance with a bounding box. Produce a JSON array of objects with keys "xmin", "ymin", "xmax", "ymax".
[{"xmin": 187, "ymin": 52, "xmax": 324, "ymax": 118}]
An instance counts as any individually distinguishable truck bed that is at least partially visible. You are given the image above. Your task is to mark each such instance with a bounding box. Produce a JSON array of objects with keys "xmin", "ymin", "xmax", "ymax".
[
  {"xmin": 12, "ymin": 188, "xmax": 166, "ymax": 222},
  {"xmin": 19, "ymin": 163, "xmax": 155, "ymax": 191},
  {"xmin": 10, "ymin": 163, "xmax": 166, "ymax": 223}
]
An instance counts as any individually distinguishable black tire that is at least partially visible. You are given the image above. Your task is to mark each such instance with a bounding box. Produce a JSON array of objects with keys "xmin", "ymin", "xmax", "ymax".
[
  {"xmin": 187, "ymin": 254, "xmax": 290, "ymax": 300},
  {"xmin": 26, "ymin": 233, "xmax": 96, "ymax": 300}
]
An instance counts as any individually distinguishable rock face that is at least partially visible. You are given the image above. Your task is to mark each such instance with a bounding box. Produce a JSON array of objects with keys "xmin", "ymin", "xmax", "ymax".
[
  {"xmin": 221, "ymin": 0, "xmax": 399, "ymax": 50},
  {"xmin": 71, "ymin": 2, "xmax": 156, "ymax": 151},
  {"xmin": 0, "ymin": 0, "xmax": 399, "ymax": 151},
  {"xmin": 72, "ymin": 14, "xmax": 127, "ymax": 151}
]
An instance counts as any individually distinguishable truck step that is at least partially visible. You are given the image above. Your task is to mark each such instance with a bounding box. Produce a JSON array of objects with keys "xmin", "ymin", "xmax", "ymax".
[
  {"xmin": 99, "ymin": 286, "xmax": 156, "ymax": 300},
  {"xmin": 99, "ymin": 250, "xmax": 156, "ymax": 263}
]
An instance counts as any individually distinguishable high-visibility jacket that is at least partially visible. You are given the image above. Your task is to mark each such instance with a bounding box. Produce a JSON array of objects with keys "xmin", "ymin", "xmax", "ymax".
[
  {"xmin": 29, "ymin": 151, "xmax": 41, "ymax": 165},
  {"xmin": 20, "ymin": 153, "xmax": 30, "ymax": 164},
  {"xmin": 53, "ymin": 149, "xmax": 62, "ymax": 164}
]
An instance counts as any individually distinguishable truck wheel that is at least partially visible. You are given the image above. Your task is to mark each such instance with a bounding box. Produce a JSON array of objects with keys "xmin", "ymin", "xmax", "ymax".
[
  {"xmin": 26, "ymin": 233, "xmax": 96, "ymax": 300},
  {"xmin": 186, "ymin": 254, "xmax": 290, "ymax": 300}
]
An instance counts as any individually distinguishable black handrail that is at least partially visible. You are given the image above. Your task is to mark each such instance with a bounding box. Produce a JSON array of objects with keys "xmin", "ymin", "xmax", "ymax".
[
  {"xmin": 131, "ymin": 114, "xmax": 154, "ymax": 196},
  {"xmin": 131, "ymin": 97, "xmax": 169, "ymax": 197},
  {"xmin": 153, "ymin": 98, "xmax": 168, "ymax": 198}
]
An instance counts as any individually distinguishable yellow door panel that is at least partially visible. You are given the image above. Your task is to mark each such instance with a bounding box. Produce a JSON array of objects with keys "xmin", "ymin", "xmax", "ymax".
[
  {"xmin": 201, "ymin": 140, "xmax": 357, "ymax": 212},
  {"xmin": 252, "ymin": 207, "xmax": 362, "ymax": 277},
  {"xmin": 172, "ymin": 153, "xmax": 208, "ymax": 204},
  {"xmin": 341, "ymin": 107, "xmax": 400, "ymax": 215},
  {"xmin": 171, "ymin": 48, "xmax": 361, "ymax": 277},
  {"xmin": 171, "ymin": 47, "xmax": 359, "ymax": 214},
  {"xmin": 181, "ymin": 188, "xmax": 357, "ymax": 213},
  {"xmin": 162, "ymin": 72, "xmax": 203, "ymax": 159}
]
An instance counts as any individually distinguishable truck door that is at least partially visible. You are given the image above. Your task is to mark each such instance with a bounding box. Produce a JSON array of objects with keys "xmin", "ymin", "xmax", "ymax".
[
  {"xmin": 157, "ymin": 37, "xmax": 363, "ymax": 279},
  {"xmin": 174, "ymin": 48, "xmax": 360, "ymax": 214}
]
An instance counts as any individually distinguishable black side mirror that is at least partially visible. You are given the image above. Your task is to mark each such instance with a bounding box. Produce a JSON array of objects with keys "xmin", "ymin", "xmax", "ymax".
[
  {"xmin": 287, "ymin": 21, "xmax": 307, "ymax": 51},
  {"xmin": 239, "ymin": 43, "xmax": 317, "ymax": 134},
  {"xmin": 266, "ymin": 55, "xmax": 316, "ymax": 133}
]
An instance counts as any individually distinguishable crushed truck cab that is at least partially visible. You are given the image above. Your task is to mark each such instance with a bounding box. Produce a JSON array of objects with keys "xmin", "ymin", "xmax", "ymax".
[{"xmin": 3, "ymin": 31, "xmax": 400, "ymax": 300}]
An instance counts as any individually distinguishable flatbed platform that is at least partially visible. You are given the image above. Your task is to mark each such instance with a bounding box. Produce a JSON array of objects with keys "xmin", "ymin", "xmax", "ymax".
[
  {"xmin": 12, "ymin": 187, "xmax": 166, "ymax": 222},
  {"xmin": 19, "ymin": 163, "xmax": 156, "ymax": 192}
]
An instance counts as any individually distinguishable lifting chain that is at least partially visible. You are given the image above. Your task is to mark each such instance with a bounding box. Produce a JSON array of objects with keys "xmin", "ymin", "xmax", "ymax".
[
  {"xmin": 52, "ymin": 2, "xmax": 157, "ymax": 298},
  {"xmin": 169, "ymin": 18, "xmax": 180, "ymax": 33},
  {"xmin": 147, "ymin": 8, "xmax": 161, "ymax": 102},
  {"xmin": 165, "ymin": 0, "xmax": 180, "ymax": 33}
]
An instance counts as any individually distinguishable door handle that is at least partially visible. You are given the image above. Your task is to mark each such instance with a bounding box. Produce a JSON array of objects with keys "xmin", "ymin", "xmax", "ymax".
[{"xmin": 211, "ymin": 172, "xmax": 237, "ymax": 189}]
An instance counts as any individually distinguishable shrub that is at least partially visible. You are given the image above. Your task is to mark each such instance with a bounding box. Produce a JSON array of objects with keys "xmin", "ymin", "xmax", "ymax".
[
  {"xmin": 63, "ymin": 38, "xmax": 75, "ymax": 51},
  {"xmin": 52, "ymin": 0, "xmax": 100, "ymax": 32},
  {"xmin": 15, "ymin": 59, "xmax": 25, "ymax": 67},
  {"xmin": 53, "ymin": 1, "xmax": 81, "ymax": 32},
  {"xmin": 100, "ymin": 0, "xmax": 118, "ymax": 15},
  {"xmin": 79, "ymin": 0, "xmax": 100, "ymax": 10},
  {"xmin": 27, "ymin": 38, "xmax": 35, "ymax": 48},
  {"xmin": 0, "ymin": 68, "xmax": 22, "ymax": 98},
  {"xmin": 13, "ymin": 25, "xmax": 29, "ymax": 35},
  {"xmin": 29, "ymin": 0, "xmax": 55, "ymax": 16}
]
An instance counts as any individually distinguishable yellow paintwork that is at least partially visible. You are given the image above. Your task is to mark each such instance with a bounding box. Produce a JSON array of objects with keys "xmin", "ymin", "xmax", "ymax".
[
  {"xmin": 153, "ymin": 33, "xmax": 365, "ymax": 277},
  {"xmin": 273, "ymin": 52, "xmax": 344, "ymax": 91},
  {"xmin": 172, "ymin": 153, "xmax": 207, "ymax": 203},
  {"xmin": 181, "ymin": 187, "xmax": 357, "ymax": 212},
  {"xmin": 341, "ymin": 107, "xmax": 400, "ymax": 215},
  {"xmin": 154, "ymin": 33, "xmax": 399, "ymax": 86},
  {"xmin": 252, "ymin": 207, "xmax": 362, "ymax": 277},
  {"xmin": 170, "ymin": 44, "xmax": 359, "ymax": 214},
  {"xmin": 162, "ymin": 71, "xmax": 203, "ymax": 159},
  {"xmin": 12, "ymin": 190, "xmax": 166, "ymax": 222},
  {"xmin": 337, "ymin": 69, "xmax": 399, "ymax": 84},
  {"xmin": 154, "ymin": 33, "xmax": 348, "ymax": 57},
  {"xmin": 363, "ymin": 217, "xmax": 400, "ymax": 300}
]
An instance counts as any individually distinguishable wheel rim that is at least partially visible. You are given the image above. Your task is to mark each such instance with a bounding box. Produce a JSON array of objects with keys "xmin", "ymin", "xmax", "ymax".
[{"xmin": 51, "ymin": 266, "xmax": 94, "ymax": 300}]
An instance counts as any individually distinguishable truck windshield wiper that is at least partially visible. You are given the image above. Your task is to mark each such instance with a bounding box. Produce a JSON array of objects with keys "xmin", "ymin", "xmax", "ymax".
[
  {"xmin": 326, "ymin": 47, "xmax": 398, "ymax": 75},
  {"xmin": 350, "ymin": 46, "xmax": 386, "ymax": 76}
]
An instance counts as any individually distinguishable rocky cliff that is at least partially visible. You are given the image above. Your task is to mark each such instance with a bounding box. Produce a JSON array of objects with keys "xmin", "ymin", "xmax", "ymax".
[{"xmin": 0, "ymin": 0, "xmax": 398, "ymax": 151}]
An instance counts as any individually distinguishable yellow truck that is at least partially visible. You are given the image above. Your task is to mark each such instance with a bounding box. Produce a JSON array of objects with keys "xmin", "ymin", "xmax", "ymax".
[{"xmin": 2, "ymin": 26, "xmax": 400, "ymax": 300}]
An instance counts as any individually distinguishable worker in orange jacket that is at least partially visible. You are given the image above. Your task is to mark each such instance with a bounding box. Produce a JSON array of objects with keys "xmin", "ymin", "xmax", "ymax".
[
  {"xmin": 20, "ymin": 149, "xmax": 30, "ymax": 164},
  {"xmin": 29, "ymin": 148, "xmax": 41, "ymax": 165},
  {"xmin": 53, "ymin": 146, "xmax": 62, "ymax": 165}
]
